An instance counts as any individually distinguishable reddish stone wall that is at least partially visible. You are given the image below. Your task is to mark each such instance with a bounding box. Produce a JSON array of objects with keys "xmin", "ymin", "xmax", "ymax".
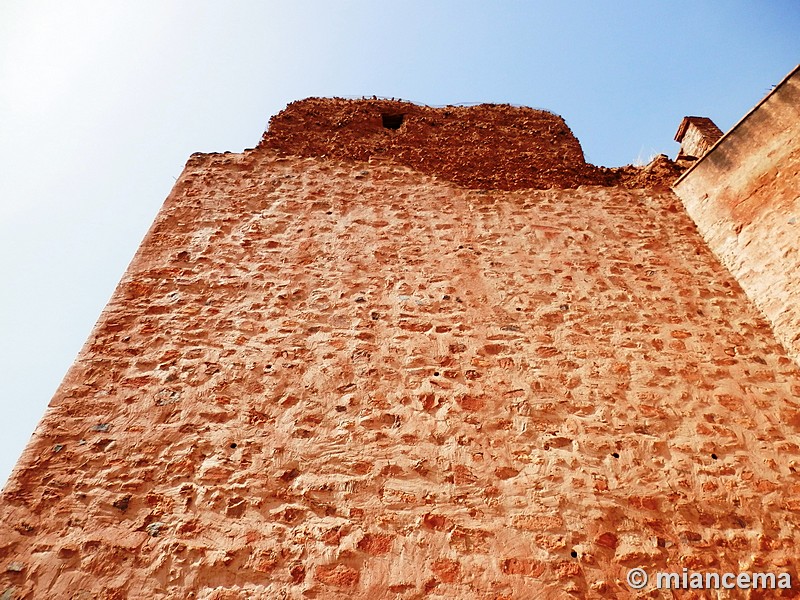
[
  {"xmin": 674, "ymin": 65, "xmax": 800, "ymax": 365},
  {"xmin": 2, "ymin": 144, "xmax": 800, "ymax": 599},
  {"xmin": 260, "ymin": 98, "xmax": 682, "ymax": 190}
]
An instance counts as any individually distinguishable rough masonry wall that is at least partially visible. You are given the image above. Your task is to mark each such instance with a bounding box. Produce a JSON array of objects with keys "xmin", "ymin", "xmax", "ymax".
[
  {"xmin": 2, "ymin": 147, "xmax": 800, "ymax": 599},
  {"xmin": 673, "ymin": 66, "xmax": 800, "ymax": 365},
  {"xmin": 260, "ymin": 98, "xmax": 682, "ymax": 190}
]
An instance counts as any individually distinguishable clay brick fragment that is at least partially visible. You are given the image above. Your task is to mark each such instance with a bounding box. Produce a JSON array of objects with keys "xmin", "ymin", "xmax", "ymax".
[
  {"xmin": 628, "ymin": 495, "xmax": 659, "ymax": 511},
  {"xmin": 315, "ymin": 563, "xmax": 360, "ymax": 587},
  {"xmin": 422, "ymin": 513, "xmax": 448, "ymax": 531},
  {"xmin": 501, "ymin": 558, "xmax": 545, "ymax": 577},
  {"xmin": 112, "ymin": 495, "xmax": 131, "ymax": 512},
  {"xmin": 431, "ymin": 558, "xmax": 460, "ymax": 583},
  {"xmin": 595, "ymin": 532, "xmax": 618, "ymax": 550},
  {"xmin": 457, "ymin": 395, "xmax": 486, "ymax": 411},
  {"xmin": 513, "ymin": 514, "xmax": 564, "ymax": 531},
  {"xmin": 252, "ymin": 550, "xmax": 279, "ymax": 573},
  {"xmin": 494, "ymin": 467, "xmax": 519, "ymax": 480},
  {"xmin": 289, "ymin": 563, "xmax": 306, "ymax": 584},
  {"xmin": 356, "ymin": 533, "xmax": 394, "ymax": 555},
  {"xmin": 453, "ymin": 464, "xmax": 477, "ymax": 484}
]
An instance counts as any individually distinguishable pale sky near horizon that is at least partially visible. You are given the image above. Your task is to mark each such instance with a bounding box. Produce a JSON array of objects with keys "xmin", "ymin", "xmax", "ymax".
[{"xmin": 1, "ymin": 1, "xmax": 799, "ymax": 487}]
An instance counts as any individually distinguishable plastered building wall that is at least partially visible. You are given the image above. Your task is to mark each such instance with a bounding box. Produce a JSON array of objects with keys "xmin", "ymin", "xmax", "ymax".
[
  {"xmin": 2, "ymin": 101, "xmax": 800, "ymax": 599},
  {"xmin": 674, "ymin": 65, "xmax": 800, "ymax": 365}
]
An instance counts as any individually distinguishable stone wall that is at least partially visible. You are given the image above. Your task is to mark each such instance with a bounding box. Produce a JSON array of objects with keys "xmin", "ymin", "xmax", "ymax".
[
  {"xmin": 2, "ymin": 139, "xmax": 800, "ymax": 598},
  {"xmin": 260, "ymin": 98, "xmax": 682, "ymax": 190},
  {"xmin": 673, "ymin": 65, "xmax": 800, "ymax": 365}
]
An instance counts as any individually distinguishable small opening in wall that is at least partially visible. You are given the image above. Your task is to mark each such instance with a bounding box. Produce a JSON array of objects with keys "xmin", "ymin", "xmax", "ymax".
[{"xmin": 382, "ymin": 113, "xmax": 404, "ymax": 130}]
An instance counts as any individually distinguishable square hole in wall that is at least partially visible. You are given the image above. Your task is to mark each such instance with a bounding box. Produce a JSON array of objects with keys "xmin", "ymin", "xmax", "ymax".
[{"xmin": 381, "ymin": 113, "xmax": 404, "ymax": 130}]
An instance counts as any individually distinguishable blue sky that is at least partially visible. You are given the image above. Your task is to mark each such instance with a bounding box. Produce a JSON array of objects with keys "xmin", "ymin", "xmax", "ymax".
[{"xmin": 0, "ymin": 1, "xmax": 798, "ymax": 486}]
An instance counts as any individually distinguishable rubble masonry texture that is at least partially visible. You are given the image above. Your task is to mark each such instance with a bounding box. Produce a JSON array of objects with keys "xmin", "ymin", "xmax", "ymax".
[{"xmin": 1, "ymin": 100, "xmax": 800, "ymax": 599}]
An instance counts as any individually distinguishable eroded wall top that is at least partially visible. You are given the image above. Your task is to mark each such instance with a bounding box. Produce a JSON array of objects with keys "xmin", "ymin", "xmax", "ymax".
[{"xmin": 259, "ymin": 98, "xmax": 682, "ymax": 190}]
